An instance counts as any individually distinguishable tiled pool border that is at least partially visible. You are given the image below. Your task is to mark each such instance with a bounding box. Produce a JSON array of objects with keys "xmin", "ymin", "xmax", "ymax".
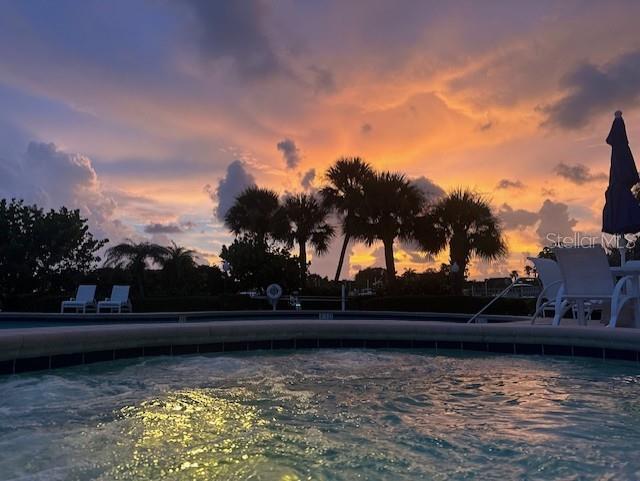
[{"xmin": 2, "ymin": 319, "xmax": 640, "ymax": 375}]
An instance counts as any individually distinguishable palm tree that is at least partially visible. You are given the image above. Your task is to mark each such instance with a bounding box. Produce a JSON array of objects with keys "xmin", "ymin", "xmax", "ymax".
[
  {"xmin": 320, "ymin": 157, "xmax": 374, "ymax": 281},
  {"xmin": 282, "ymin": 193, "xmax": 335, "ymax": 285},
  {"xmin": 524, "ymin": 265, "xmax": 533, "ymax": 278},
  {"xmin": 104, "ymin": 240, "xmax": 168, "ymax": 297},
  {"xmin": 224, "ymin": 186, "xmax": 288, "ymax": 246},
  {"xmin": 159, "ymin": 241, "xmax": 197, "ymax": 289},
  {"xmin": 417, "ymin": 188, "xmax": 507, "ymax": 295},
  {"xmin": 353, "ymin": 171, "xmax": 426, "ymax": 284}
]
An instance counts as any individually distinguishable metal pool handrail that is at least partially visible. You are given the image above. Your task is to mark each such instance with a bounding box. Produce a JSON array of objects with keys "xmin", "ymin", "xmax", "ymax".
[{"xmin": 468, "ymin": 277, "xmax": 536, "ymax": 324}]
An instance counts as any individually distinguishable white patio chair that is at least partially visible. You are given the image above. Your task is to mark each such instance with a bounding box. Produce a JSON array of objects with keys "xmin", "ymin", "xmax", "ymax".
[
  {"xmin": 61, "ymin": 285, "xmax": 97, "ymax": 313},
  {"xmin": 552, "ymin": 246, "xmax": 636, "ymax": 327},
  {"xmin": 528, "ymin": 257, "xmax": 600, "ymax": 324},
  {"xmin": 97, "ymin": 285, "xmax": 132, "ymax": 313},
  {"xmin": 528, "ymin": 257, "xmax": 564, "ymax": 323}
]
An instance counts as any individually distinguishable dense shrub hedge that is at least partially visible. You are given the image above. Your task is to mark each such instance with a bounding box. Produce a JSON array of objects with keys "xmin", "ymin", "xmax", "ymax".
[
  {"xmin": 135, "ymin": 295, "xmax": 267, "ymax": 312},
  {"xmin": 358, "ymin": 295, "xmax": 534, "ymax": 316},
  {"xmin": 1, "ymin": 295, "xmax": 68, "ymax": 312},
  {"xmin": 0, "ymin": 294, "xmax": 268, "ymax": 313},
  {"xmin": 2, "ymin": 293, "xmax": 534, "ymax": 316}
]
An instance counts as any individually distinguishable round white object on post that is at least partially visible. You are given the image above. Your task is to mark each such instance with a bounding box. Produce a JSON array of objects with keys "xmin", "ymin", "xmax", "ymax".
[{"xmin": 266, "ymin": 283, "xmax": 283, "ymax": 310}]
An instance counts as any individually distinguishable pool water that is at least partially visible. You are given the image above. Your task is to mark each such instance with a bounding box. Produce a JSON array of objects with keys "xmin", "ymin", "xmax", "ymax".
[{"xmin": 1, "ymin": 350, "xmax": 640, "ymax": 481}]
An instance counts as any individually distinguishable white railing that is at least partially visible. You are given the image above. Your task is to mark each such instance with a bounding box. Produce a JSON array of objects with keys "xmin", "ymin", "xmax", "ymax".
[{"xmin": 467, "ymin": 277, "xmax": 538, "ymax": 323}]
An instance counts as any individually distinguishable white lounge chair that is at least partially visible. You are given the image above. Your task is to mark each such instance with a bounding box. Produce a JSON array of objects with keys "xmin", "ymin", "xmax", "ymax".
[
  {"xmin": 552, "ymin": 246, "xmax": 636, "ymax": 327},
  {"xmin": 97, "ymin": 285, "xmax": 132, "ymax": 313},
  {"xmin": 61, "ymin": 285, "xmax": 97, "ymax": 313},
  {"xmin": 528, "ymin": 257, "xmax": 599, "ymax": 324},
  {"xmin": 528, "ymin": 257, "xmax": 564, "ymax": 323}
]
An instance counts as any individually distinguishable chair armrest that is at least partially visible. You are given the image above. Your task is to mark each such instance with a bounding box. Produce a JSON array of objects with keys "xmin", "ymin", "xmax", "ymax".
[
  {"xmin": 613, "ymin": 275, "xmax": 634, "ymax": 299},
  {"xmin": 554, "ymin": 283, "xmax": 565, "ymax": 305},
  {"xmin": 538, "ymin": 280, "xmax": 562, "ymax": 301}
]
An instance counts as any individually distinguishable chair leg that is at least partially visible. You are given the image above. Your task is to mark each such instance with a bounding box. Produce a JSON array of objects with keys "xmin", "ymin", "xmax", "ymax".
[
  {"xmin": 531, "ymin": 303, "xmax": 555, "ymax": 324},
  {"xmin": 553, "ymin": 301, "xmax": 569, "ymax": 326},
  {"xmin": 609, "ymin": 295, "xmax": 633, "ymax": 328},
  {"xmin": 530, "ymin": 305, "xmax": 544, "ymax": 324},
  {"xmin": 575, "ymin": 299, "xmax": 586, "ymax": 326},
  {"xmin": 531, "ymin": 295, "xmax": 544, "ymax": 324}
]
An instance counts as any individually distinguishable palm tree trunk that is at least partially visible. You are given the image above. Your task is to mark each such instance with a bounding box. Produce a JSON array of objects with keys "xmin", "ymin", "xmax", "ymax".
[
  {"xmin": 383, "ymin": 237, "xmax": 396, "ymax": 284},
  {"xmin": 137, "ymin": 270, "xmax": 145, "ymax": 298},
  {"xmin": 334, "ymin": 234, "xmax": 350, "ymax": 282},
  {"xmin": 298, "ymin": 240, "xmax": 307, "ymax": 287},
  {"xmin": 448, "ymin": 233, "xmax": 469, "ymax": 295},
  {"xmin": 449, "ymin": 256, "xmax": 467, "ymax": 296},
  {"xmin": 129, "ymin": 258, "xmax": 147, "ymax": 299}
]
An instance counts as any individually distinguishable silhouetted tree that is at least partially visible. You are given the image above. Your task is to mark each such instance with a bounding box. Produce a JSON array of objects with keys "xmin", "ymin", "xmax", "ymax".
[
  {"xmin": 305, "ymin": 273, "xmax": 336, "ymax": 295},
  {"xmin": 353, "ymin": 172, "xmax": 425, "ymax": 284},
  {"xmin": 320, "ymin": 157, "xmax": 374, "ymax": 281},
  {"xmin": 523, "ymin": 264, "xmax": 534, "ymax": 277},
  {"xmin": 282, "ymin": 193, "xmax": 334, "ymax": 285},
  {"xmin": 104, "ymin": 240, "xmax": 168, "ymax": 297},
  {"xmin": 418, "ymin": 189, "xmax": 506, "ymax": 295},
  {"xmin": 220, "ymin": 238, "xmax": 301, "ymax": 292},
  {"xmin": 0, "ymin": 198, "xmax": 106, "ymax": 300},
  {"xmin": 199, "ymin": 265, "xmax": 226, "ymax": 295},
  {"xmin": 537, "ymin": 246, "xmax": 556, "ymax": 260},
  {"xmin": 353, "ymin": 267, "xmax": 387, "ymax": 290},
  {"xmin": 395, "ymin": 267, "xmax": 452, "ymax": 295},
  {"xmin": 159, "ymin": 241, "xmax": 197, "ymax": 294},
  {"xmin": 224, "ymin": 187, "xmax": 288, "ymax": 246}
]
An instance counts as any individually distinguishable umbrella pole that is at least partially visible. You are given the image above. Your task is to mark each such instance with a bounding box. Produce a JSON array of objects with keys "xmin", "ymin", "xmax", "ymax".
[{"xmin": 619, "ymin": 235, "xmax": 627, "ymax": 265}]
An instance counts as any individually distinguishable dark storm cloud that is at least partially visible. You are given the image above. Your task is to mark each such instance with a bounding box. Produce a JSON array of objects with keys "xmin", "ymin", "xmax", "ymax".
[
  {"xmin": 144, "ymin": 223, "xmax": 183, "ymax": 234},
  {"xmin": 554, "ymin": 162, "xmax": 607, "ymax": 185},
  {"xmin": 536, "ymin": 199, "xmax": 577, "ymax": 242},
  {"xmin": 543, "ymin": 49, "xmax": 640, "ymax": 128},
  {"xmin": 207, "ymin": 160, "xmax": 256, "ymax": 221},
  {"xmin": 411, "ymin": 176, "xmax": 445, "ymax": 201},
  {"xmin": 0, "ymin": 141, "xmax": 128, "ymax": 241},
  {"xmin": 301, "ymin": 168, "xmax": 316, "ymax": 190},
  {"xmin": 498, "ymin": 204, "xmax": 538, "ymax": 229},
  {"xmin": 499, "ymin": 199, "xmax": 578, "ymax": 244},
  {"xmin": 183, "ymin": 0, "xmax": 282, "ymax": 78},
  {"xmin": 277, "ymin": 138, "xmax": 301, "ymax": 169},
  {"xmin": 496, "ymin": 179, "xmax": 524, "ymax": 190}
]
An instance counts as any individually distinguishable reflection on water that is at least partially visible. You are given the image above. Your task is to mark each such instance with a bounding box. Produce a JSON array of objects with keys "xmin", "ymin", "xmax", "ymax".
[
  {"xmin": 1, "ymin": 350, "xmax": 640, "ymax": 481},
  {"xmin": 111, "ymin": 389, "xmax": 271, "ymax": 480}
]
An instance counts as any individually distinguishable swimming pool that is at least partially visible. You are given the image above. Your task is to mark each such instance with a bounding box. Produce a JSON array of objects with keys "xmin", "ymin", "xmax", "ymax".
[{"xmin": 1, "ymin": 349, "xmax": 639, "ymax": 480}]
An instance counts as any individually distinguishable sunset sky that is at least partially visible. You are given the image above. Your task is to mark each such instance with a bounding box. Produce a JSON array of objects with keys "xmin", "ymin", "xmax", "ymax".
[{"xmin": 1, "ymin": 0, "xmax": 640, "ymax": 279}]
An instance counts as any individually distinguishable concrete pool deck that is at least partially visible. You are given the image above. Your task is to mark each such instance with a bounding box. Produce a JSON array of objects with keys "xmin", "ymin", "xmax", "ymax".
[
  {"xmin": 2, "ymin": 314, "xmax": 640, "ymax": 374},
  {"xmin": 0, "ymin": 309, "xmax": 516, "ymax": 324}
]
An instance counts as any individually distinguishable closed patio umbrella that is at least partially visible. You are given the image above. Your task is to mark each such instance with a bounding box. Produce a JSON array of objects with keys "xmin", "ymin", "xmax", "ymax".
[{"xmin": 602, "ymin": 111, "xmax": 640, "ymax": 263}]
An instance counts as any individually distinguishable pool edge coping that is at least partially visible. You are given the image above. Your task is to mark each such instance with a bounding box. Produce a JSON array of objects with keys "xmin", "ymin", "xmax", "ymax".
[{"xmin": 2, "ymin": 319, "xmax": 640, "ymax": 375}]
